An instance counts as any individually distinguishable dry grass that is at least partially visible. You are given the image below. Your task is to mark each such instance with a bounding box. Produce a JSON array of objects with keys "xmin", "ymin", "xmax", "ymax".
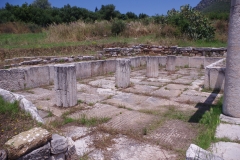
[
  {"xmin": 0, "ymin": 22, "xmax": 42, "ymax": 34},
  {"xmin": 46, "ymin": 21, "xmax": 111, "ymax": 42}
]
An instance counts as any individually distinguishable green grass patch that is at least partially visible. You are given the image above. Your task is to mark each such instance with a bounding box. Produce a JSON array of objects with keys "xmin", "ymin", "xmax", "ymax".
[
  {"xmin": 77, "ymin": 114, "xmax": 111, "ymax": 126},
  {"xmin": 195, "ymin": 96, "xmax": 223, "ymax": 149},
  {"xmin": 0, "ymin": 96, "xmax": 19, "ymax": 116},
  {"xmin": 0, "ymin": 32, "xmax": 227, "ymax": 50}
]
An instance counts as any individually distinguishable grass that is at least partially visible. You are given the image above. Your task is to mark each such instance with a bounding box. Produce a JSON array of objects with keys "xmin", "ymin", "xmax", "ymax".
[
  {"xmin": 50, "ymin": 113, "xmax": 111, "ymax": 128},
  {"xmin": 195, "ymin": 96, "xmax": 223, "ymax": 149},
  {"xmin": 0, "ymin": 32, "xmax": 227, "ymax": 50},
  {"xmin": 0, "ymin": 96, "xmax": 38, "ymax": 148}
]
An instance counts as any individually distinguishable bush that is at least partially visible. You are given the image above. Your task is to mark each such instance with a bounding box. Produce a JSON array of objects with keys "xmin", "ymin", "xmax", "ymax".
[
  {"xmin": 111, "ymin": 20, "xmax": 126, "ymax": 35},
  {"xmin": 166, "ymin": 5, "xmax": 215, "ymax": 40}
]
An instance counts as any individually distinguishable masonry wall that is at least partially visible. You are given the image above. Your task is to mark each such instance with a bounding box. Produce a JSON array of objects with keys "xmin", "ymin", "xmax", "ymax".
[{"xmin": 0, "ymin": 56, "xmax": 224, "ymax": 91}]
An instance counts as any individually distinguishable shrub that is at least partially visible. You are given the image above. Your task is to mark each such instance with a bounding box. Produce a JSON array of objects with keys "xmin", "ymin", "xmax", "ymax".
[
  {"xmin": 111, "ymin": 20, "xmax": 126, "ymax": 36},
  {"xmin": 167, "ymin": 5, "xmax": 215, "ymax": 40}
]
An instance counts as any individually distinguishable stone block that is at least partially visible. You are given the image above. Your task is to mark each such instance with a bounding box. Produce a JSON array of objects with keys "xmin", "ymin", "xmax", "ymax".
[
  {"xmin": 91, "ymin": 60, "xmax": 104, "ymax": 76},
  {"xmin": 186, "ymin": 144, "xmax": 223, "ymax": 160},
  {"xmin": 103, "ymin": 59, "xmax": 116, "ymax": 74},
  {"xmin": 5, "ymin": 127, "xmax": 51, "ymax": 160},
  {"xmin": 65, "ymin": 137, "xmax": 76, "ymax": 160},
  {"xmin": 17, "ymin": 143, "xmax": 50, "ymax": 160},
  {"xmin": 209, "ymin": 68, "xmax": 225, "ymax": 90},
  {"xmin": 146, "ymin": 56, "xmax": 159, "ymax": 78},
  {"xmin": 51, "ymin": 134, "xmax": 68, "ymax": 155},
  {"xmin": 115, "ymin": 59, "xmax": 131, "ymax": 88},
  {"xmin": 0, "ymin": 69, "xmax": 25, "ymax": 91},
  {"xmin": 166, "ymin": 55, "xmax": 176, "ymax": 71},
  {"xmin": 158, "ymin": 56, "xmax": 167, "ymax": 66},
  {"xmin": 140, "ymin": 56, "xmax": 147, "ymax": 66},
  {"xmin": 75, "ymin": 62, "xmax": 92, "ymax": 79},
  {"xmin": 24, "ymin": 66, "xmax": 50, "ymax": 89},
  {"xmin": 175, "ymin": 56, "xmax": 189, "ymax": 67},
  {"xmin": 0, "ymin": 150, "xmax": 7, "ymax": 160},
  {"xmin": 130, "ymin": 57, "xmax": 141, "ymax": 68},
  {"xmin": 49, "ymin": 153, "xmax": 65, "ymax": 160},
  {"xmin": 54, "ymin": 64, "xmax": 77, "ymax": 107},
  {"xmin": 189, "ymin": 57, "xmax": 204, "ymax": 68},
  {"xmin": 204, "ymin": 57, "xmax": 223, "ymax": 68}
]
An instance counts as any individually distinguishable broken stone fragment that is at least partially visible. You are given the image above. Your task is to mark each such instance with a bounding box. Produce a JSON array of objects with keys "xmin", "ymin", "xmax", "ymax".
[
  {"xmin": 17, "ymin": 143, "xmax": 50, "ymax": 160},
  {"xmin": 51, "ymin": 134, "xmax": 68, "ymax": 155},
  {"xmin": 186, "ymin": 144, "xmax": 223, "ymax": 160},
  {"xmin": 49, "ymin": 153, "xmax": 65, "ymax": 160},
  {"xmin": 5, "ymin": 127, "xmax": 51, "ymax": 160},
  {"xmin": 65, "ymin": 137, "xmax": 76, "ymax": 160},
  {"xmin": 0, "ymin": 150, "xmax": 7, "ymax": 160}
]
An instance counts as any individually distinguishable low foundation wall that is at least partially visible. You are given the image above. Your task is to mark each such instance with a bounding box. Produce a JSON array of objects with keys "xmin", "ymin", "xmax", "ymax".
[
  {"xmin": 0, "ymin": 56, "xmax": 224, "ymax": 91},
  {"xmin": 204, "ymin": 58, "xmax": 226, "ymax": 91}
]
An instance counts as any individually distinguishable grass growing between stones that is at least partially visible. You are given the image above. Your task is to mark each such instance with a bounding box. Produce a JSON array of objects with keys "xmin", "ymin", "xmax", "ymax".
[
  {"xmin": 195, "ymin": 96, "xmax": 223, "ymax": 149},
  {"xmin": 0, "ymin": 96, "xmax": 38, "ymax": 148},
  {"xmin": 50, "ymin": 113, "xmax": 111, "ymax": 128}
]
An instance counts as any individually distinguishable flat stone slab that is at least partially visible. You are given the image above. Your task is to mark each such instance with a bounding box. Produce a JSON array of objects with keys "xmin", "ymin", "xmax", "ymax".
[
  {"xmin": 211, "ymin": 142, "xmax": 240, "ymax": 160},
  {"xmin": 147, "ymin": 120, "xmax": 197, "ymax": 150},
  {"xmin": 220, "ymin": 114, "xmax": 240, "ymax": 125},
  {"xmin": 103, "ymin": 92, "xmax": 149, "ymax": 110},
  {"xmin": 110, "ymin": 136, "xmax": 177, "ymax": 160},
  {"xmin": 104, "ymin": 110, "xmax": 155, "ymax": 132},
  {"xmin": 88, "ymin": 79, "xmax": 115, "ymax": 89},
  {"xmin": 123, "ymin": 84, "xmax": 159, "ymax": 95},
  {"xmin": 62, "ymin": 126, "xmax": 90, "ymax": 140},
  {"xmin": 152, "ymin": 88, "xmax": 182, "ymax": 98},
  {"xmin": 69, "ymin": 103, "xmax": 126, "ymax": 119},
  {"xmin": 216, "ymin": 123, "xmax": 240, "ymax": 141}
]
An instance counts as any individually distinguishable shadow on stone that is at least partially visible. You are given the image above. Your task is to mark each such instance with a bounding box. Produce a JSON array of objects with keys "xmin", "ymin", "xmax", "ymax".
[{"xmin": 188, "ymin": 72, "xmax": 224, "ymax": 123}]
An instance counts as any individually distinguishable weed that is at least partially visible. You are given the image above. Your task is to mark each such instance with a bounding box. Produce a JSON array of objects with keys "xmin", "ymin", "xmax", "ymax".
[
  {"xmin": 118, "ymin": 104, "xmax": 133, "ymax": 111},
  {"xmin": 76, "ymin": 114, "xmax": 111, "ymax": 127},
  {"xmin": 142, "ymin": 127, "xmax": 148, "ymax": 135},
  {"xmin": 195, "ymin": 96, "xmax": 223, "ymax": 149},
  {"xmin": 88, "ymin": 102, "xmax": 95, "ymax": 106},
  {"xmin": 184, "ymin": 65, "xmax": 189, "ymax": 68},
  {"xmin": 78, "ymin": 99, "xmax": 84, "ymax": 104}
]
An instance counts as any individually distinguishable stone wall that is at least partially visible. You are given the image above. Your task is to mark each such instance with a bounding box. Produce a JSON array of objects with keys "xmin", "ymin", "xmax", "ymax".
[
  {"xmin": 3, "ymin": 45, "xmax": 226, "ymax": 68},
  {"xmin": 0, "ymin": 56, "xmax": 223, "ymax": 91},
  {"xmin": 204, "ymin": 58, "xmax": 226, "ymax": 91}
]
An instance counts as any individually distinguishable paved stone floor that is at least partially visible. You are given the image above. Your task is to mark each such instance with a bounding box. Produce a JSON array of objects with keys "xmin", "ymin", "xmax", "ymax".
[{"xmin": 17, "ymin": 67, "xmax": 223, "ymax": 159}]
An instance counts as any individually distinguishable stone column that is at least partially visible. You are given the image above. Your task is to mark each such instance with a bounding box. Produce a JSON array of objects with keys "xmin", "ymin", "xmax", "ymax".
[
  {"xmin": 223, "ymin": 0, "xmax": 240, "ymax": 118},
  {"xmin": 146, "ymin": 56, "xmax": 159, "ymax": 77},
  {"xmin": 166, "ymin": 55, "xmax": 176, "ymax": 71},
  {"xmin": 115, "ymin": 59, "xmax": 131, "ymax": 88},
  {"xmin": 54, "ymin": 64, "xmax": 77, "ymax": 107}
]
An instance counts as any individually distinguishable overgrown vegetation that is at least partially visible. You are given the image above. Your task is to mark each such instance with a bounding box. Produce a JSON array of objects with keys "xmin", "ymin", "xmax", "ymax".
[
  {"xmin": 195, "ymin": 96, "xmax": 223, "ymax": 149},
  {"xmin": 0, "ymin": 96, "xmax": 38, "ymax": 148}
]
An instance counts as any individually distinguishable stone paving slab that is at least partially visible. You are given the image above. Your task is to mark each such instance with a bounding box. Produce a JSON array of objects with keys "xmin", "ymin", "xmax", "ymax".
[
  {"xmin": 109, "ymin": 136, "xmax": 177, "ymax": 160},
  {"xmin": 123, "ymin": 84, "xmax": 159, "ymax": 95},
  {"xmin": 104, "ymin": 110, "xmax": 155, "ymax": 131},
  {"xmin": 216, "ymin": 123, "xmax": 240, "ymax": 141},
  {"xmin": 220, "ymin": 114, "xmax": 240, "ymax": 125},
  {"xmin": 69, "ymin": 103, "xmax": 126, "ymax": 119},
  {"xmin": 103, "ymin": 92, "xmax": 149, "ymax": 110},
  {"xmin": 152, "ymin": 88, "xmax": 182, "ymax": 98},
  {"xmin": 211, "ymin": 142, "xmax": 240, "ymax": 160},
  {"xmin": 147, "ymin": 120, "xmax": 198, "ymax": 150}
]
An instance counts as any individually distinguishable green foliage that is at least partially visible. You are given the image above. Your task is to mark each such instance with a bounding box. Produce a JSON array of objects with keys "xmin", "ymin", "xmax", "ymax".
[
  {"xmin": 195, "ymin": 96, "xmax": 223, "ymax": 149},
  {"xmin": 111, "ymin": 20, "xmax": 126, "ymax": 35},
  {"xmin": 166, "ymin": 5, "xmax": 215, "ymax": 40},
  {"xmin": 32, "ymin": 0, "xmax": 51, "ymax": 9},
  {"xmin": 0, "ymin": 96, "xmax": 19, "ymax": 116}
]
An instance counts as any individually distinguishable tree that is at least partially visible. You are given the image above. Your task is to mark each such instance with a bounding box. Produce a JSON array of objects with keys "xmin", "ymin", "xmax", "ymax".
[
  {"xmin": 32, "ymin": 0, "xmax": 51, "ymax": 9},
  {"xmin": 126, "ymin": 12, "xmax": 138, "ymax": 20},
  {"xmin": 95, "ymin": 7, "xmax": 98, "ymax": 12}
]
